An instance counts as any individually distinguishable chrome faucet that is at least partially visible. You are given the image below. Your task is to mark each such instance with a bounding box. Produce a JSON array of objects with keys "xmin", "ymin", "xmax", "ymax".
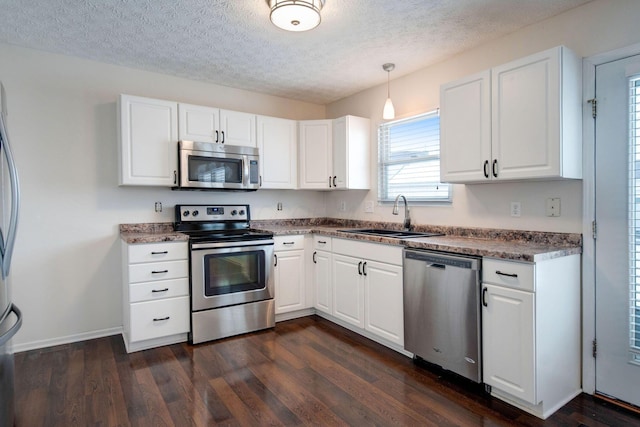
[{"xmin": 392, "ymin": 194, "xmax": 411, "ymax": 230}]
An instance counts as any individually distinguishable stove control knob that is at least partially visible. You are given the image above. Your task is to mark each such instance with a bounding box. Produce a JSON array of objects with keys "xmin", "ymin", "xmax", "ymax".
[
  {"xmin": 192, "ymin": 210, "xmax": 199, "ymax": 217},
  {"xmin": 239, "ymin": 210, "xmax": 246, "ymax": 216},
  {"xmin": 231, "ymin": 210, "xmax": 238, "ymax": 216},
  {"xmin": 183, "ymin": 210, "xmax": 190, "ymax": 217}
]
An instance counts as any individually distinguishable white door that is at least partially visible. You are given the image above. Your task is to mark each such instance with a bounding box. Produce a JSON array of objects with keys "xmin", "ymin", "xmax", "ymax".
[
  {"xmin": 298, "ymin": 120, "xmax": 332, "ymax": 189},
  {"xmin": 363, "ymin": 261, "xmax": 403, "ymax": 345},
  {"xmin": 332, "ymin": 254, "xmax": 364, "ymax": 328},
  {"xmin": 219, "ymin": 110, "xmax": 257, "ymax": 147},
  {"xmin": 313, "ymin": 250, "xmax": 332, "ymax": 315},
  {"xmin": 178, "ymin": 103, "xmax": 220, "ymax": 143},
  {"xmin": 257, "ymin": 116, "xmax": 297, "ymax": 189},
  {"xmin": 595, "ymin": 54, "xmax": 640, "ymax": 407},
  {"xmin": 274, "ymin": 250, "xmax": 305, "ymax": 314}
]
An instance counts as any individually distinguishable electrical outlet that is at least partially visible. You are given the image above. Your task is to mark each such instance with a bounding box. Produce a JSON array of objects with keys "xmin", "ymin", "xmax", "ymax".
[
  {"xmin": 364, "ymin": 201, "xmax": 374, "ymax": 213},
  {"xmin": 546, "ymin": 198, "xmax": 561, "ymax": 217},
  {"xmin": 510, "ymin": 202, "xmax": 521, "ymax": 217},
  {"xmin": 277, "ymin": 202, "xmax": 283, "ymax": 211},
  {"xmin": 154, "ymin": 202, "xmax": 162, "ymax": 213},
  {"xmin": 339, "ymin": 201, "xmax": 347, "ymax": 212}
]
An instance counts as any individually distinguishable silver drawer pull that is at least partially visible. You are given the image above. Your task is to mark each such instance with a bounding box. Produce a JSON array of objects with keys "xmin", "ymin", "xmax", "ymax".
[
  {"xmin": 283, "ymin": 242, "xmax": 295, "ymax": 245},
  {"xmin": 496, "ymin": 270, "xmax": 518, "ymax": 278},
  {"xmin": 151, "ymin": 270, "xmax": 169, "ymax": 274},
  {"xmin": 151, "ymin": 288, "xmax": 169, "ymax": 293},
  {"xmin": 153, "ymin": 316, "xmax": 170, "ymax": 322},
  {"xmin": 151, "ymin": 251, "xmax": 168, "ymax": 255}
]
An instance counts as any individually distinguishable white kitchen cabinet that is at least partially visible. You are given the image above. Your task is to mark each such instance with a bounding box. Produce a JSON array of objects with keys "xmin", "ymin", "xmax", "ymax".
[
  {"xmin": 118, "ymin": 95, "xmax": 178, "ymax": 187},
  {"xmin": 298, "ymin": 119, "xmax": 333, "ymax": 189},
  {"xmin": 332, "ymin": 115, "xmax": 370, "ymax": 189},
  {"xmin": 312, "ymin": 236, "xmax": 332, "ymax": 315},
  {"xmin": 481, "ymin": 255, "xmax": 581, "ymax": 419},
  {"xmin": 121, "ymin": 241, "xmax": 190, "ymax": 353},
  {"xmin": 178, "ymin": 103, "xmax": 257, "ymax": 147},
  {"xmin": 257, "ymin": 115, "xmax": 298, "ymax": 189},
  {"xmin": 274, "ymin": 235, "xmax": 307, "ymax": 314},
  {"xmin": 440, "ymin": 46, "xmax": 582, "ymax": 183},
  {"xmin": 331, "ymin": 239, "xmax": 404, "ymax": 345},
  {"xmin": 298, "ymin": 116, "xmax": 370, "ymax": 190}
]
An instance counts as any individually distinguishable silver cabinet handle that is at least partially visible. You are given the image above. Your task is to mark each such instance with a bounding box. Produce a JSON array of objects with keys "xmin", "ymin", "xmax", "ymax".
[
  {"xmin": 313, "ymin": 251, "xmax": 317, "ymax": 263},
  {"xmin": 152, "ymin": 288, "xmax": 169, "ymax": 293},
  {"xmin": 151, "ymin": 270, "xmax": 169, "ymax": 274},
  {"xmin": 153, "ymin": 316, "xmax": 170, "ymax": 322},
  {"xmin": 151, "ymin": 251, "xmax": 168, "ymax": 255}
]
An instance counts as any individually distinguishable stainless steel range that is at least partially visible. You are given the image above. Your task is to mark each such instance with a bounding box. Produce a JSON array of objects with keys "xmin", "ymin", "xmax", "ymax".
[{"xmin": 174, "ymin": 204, "xmax": 275, "ymax": 344}]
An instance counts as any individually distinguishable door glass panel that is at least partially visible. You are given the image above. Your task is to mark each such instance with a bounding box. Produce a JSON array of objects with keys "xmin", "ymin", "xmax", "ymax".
[
  {"xmin": 188, "ymin": 155, "xmax": 242, "ymax": 183},
  {"xmin": 203, "ymin": 251, "xmax": 265, "ymax": 296},
  {"xmin": 630, "ymin": 77, "xmax": 640, "ymax": 364}
]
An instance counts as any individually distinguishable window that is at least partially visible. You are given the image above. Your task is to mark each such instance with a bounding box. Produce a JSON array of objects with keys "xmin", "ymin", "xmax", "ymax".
[
  {"xmin": 377, "ymin": 111, "xmax": 450, "ymax": 203},
  {"xmin": 629, "ymin": 77, "xmax": 640, "ymax": 362}
]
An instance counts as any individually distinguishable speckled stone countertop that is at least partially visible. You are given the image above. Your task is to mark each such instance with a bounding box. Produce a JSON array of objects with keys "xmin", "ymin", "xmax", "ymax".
[
  {"xmin": 119, "ymin": 223, "xmax": 188, "ymax": 244},
  {"xmin": 120, "ymin": 219, "xmax": 581, "ymax": 262}
]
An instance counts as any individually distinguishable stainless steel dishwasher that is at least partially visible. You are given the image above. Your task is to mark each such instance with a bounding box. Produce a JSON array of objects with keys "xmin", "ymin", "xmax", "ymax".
[{"xmin": 403, "ymin": 249, "xmax": 482, "ymax": 383}]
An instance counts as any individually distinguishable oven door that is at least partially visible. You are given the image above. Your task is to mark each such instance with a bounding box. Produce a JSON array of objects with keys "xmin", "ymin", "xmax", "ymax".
[{"xmin": 191, "ymin": 241, "xmax": 274, "ymax": 311}]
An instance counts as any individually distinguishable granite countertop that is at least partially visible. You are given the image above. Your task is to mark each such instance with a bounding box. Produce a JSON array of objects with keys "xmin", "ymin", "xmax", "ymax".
[{"xmin": 120, "ymin": 219, "xmax": 582, "ymax": 263}]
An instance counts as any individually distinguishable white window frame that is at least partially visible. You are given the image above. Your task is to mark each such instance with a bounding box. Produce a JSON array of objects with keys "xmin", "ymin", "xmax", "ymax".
[{"xmin": 377, "ymin": 110, "xmax": 451, "ymax": 204}]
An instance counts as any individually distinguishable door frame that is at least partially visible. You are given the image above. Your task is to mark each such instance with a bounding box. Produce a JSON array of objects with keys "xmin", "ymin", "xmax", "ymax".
[{"xmin": 582, "ymin": 42, "xmax": 640, "ymax": 394}]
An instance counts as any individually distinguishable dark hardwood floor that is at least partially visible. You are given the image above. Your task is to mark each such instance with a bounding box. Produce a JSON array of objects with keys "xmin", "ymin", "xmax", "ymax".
[{"xmin": 14, "ymin": 315, "xmax": 640, "ymax": 426}]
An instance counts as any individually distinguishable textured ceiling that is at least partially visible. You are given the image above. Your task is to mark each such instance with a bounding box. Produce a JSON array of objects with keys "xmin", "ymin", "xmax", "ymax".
[{"xmin": 0, "ymin": 0, "xmax": 593, "ymax": 104}]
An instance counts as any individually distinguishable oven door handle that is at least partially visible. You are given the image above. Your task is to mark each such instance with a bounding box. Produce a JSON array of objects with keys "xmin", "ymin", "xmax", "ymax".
[{"xmin": 191, "ymin": 240, "xmax": 274, "ymax": 250}]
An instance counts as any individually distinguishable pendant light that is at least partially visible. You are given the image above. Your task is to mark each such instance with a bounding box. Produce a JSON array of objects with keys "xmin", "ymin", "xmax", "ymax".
[
  {"xmin": 269, "ymin": 0, "xmax": 326, "ymax": 32},
  {"xmin": 382, "ymin": 63, "xmax": 395, "ymax": 120}
]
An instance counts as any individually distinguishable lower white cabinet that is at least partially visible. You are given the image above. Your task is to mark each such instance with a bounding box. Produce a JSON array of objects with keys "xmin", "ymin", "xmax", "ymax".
[
  {"xmin": 312, "ymin": 236, "xmax": 333, "ymax": 315},
  {"xmin": 482, "ymin": 255, "xmax": 581, "ymax": 419},
  {"xmin": 274, "ymin": 235, "xmax": 307, "ymax": 314},
  {"xmin": 122, "ymin": 240, "xmax": 190, "ymax": 353},
  {"xmin": 331, "ymin": 238, "xmax": 404, "ymax": 346}
]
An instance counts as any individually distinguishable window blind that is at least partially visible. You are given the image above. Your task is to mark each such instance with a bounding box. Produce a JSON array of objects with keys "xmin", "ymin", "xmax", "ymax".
[{"xmin": 377, "ymin": 111, "xmax": 450, "ymax": 203}]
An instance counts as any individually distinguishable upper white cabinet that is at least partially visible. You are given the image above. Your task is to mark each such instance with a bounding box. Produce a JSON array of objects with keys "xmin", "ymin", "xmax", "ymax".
[
  {"xmin": 332, "ymin": 115, "xmax": 370, "ymax": 189},
  {"xmin": 257, "ymin": 115, "xmax": 298, "ymax": 189},
  {"xmin": 118, "ymin": 95, "xmax": 178, "ymax": 187},
  {"xmin": 299, "ymin": 116, "xmax": 370, "ymax": 190},
  {"xmin": 299, "ymin": 119, "xmax": 333, "ymax": 189},
  {"xmin": 440, "ymin": 46, "xmax": 582, "ymax": 183},
  {"xmin": 178, "ymin": 103, "xmax": 257, "ymax": 147}
]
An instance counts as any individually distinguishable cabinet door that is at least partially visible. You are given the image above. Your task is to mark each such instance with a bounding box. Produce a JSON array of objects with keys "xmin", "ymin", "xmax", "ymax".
[
  {"xmin": 119, "ymin": 95, "xmax": 178, "ymax": 186},
  {"xmin": 257, "ymin": 116, "xmax": 297, "ymax": 189},
  {"xmin": 364, "ymin": 260, "xmax": 403, "ymax": 345},
  {"xmin": 332, "ymin": 254, "xmax": 364, "ymax": 328},
  {"xmin": 440, "ymin": 70, "xmax": 492, "ymax": 183},
  {"xmin": 220, "ymin": 110, "xmax": 257, "ymax": 147},
  {"xmin": 492, "ymin": 47, "xmax": 561, "ymax": 180},
  {"xmin": 483, "ymin": 284, "xmax": 536, "ymax": 404},
  {"xmin": 178, "ymin": 103, "xmax": 220, "ymax": 143},
  {"xmin": 332, "ymin": 116, "xmax": 370, "ymax": 190},
  {"xmin": 313, "ymin": 250, "xmax": 332, "ymax": 315},
  {"xmin": 274, "ymin": 249, "xmax": 306, "ymax": 314},
  {"xmin": 299, "ymin": 120, "xmax": 332, "ymax": 189}
]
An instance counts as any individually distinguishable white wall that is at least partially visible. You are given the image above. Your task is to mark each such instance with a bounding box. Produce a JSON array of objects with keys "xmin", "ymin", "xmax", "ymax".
[
  {"xmin": 0, "ymin": 43, "xmax": 326, "ymax": 349},
  {"xmin": 326, "ymin": 0, "xmax": 640, "ymax": 233}
]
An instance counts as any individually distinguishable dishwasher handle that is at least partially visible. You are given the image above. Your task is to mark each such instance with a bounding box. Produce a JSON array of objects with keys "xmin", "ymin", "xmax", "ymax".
[{"xmin": 426, "ymin": 263, "xmax": 446, "ymax": 269}]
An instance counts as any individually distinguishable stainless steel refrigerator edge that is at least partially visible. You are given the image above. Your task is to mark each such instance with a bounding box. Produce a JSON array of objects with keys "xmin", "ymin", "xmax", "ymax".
[
  {"xmin": 0, "ymin": 82, "xmax": 22, "ymax": 426},
  {"xmin": 403, "ymin": 249, "xmax": 482, "ymax": 383}
]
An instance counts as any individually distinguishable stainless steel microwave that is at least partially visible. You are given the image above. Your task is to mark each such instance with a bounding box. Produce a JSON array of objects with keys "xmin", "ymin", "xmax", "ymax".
[{"xmin": 176, "ymin": 140, "xmax": 260, "ymax": 191}]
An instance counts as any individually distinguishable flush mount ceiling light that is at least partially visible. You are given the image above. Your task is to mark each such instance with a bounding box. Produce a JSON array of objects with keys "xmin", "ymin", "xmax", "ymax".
[
  {"xmin": 269, "ymin": 0, "xmax": 326, "ymax": 32},
  {"xmin": 382, "ymin": 63, "xmax": 395, "ymax": 120}
]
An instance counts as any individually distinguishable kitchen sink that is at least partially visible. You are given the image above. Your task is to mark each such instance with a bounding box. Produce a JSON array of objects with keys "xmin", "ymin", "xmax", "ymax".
[{"xmin": 338, "ymin": 228, "xmax": 443, "ymax": 239}]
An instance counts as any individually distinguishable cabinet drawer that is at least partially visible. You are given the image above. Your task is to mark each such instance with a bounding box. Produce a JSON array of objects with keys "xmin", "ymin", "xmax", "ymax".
[
  {"xmin": 129, "ymin": 278, "xmax": 189, "ymax": 303},
  {"xmin": 130, "ymin": 296, "xmax": 190, "ymax": 342},
  {"xmin": 332, "ymin": 238, "xmax": 402, "ymax": 266},
  {"xmin": 483, "ymin": 258, "xmax": 534, "ymax": 291},
  {"xmin": 274, "ymin": 235, "xmax": 305, "ymax": 251},
  {"xmin": 313, "ymin": 235, "xmax": 332, "ymax": 251},
  {"xmin": 128, "ymin": 260, "xmax": 189, "ymax": 284},
  {"xmin": 128, "ymin": 242, "xmax": 188, "ymax": 263}
]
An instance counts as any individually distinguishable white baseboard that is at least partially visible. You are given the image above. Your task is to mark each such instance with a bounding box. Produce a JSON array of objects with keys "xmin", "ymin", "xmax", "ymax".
[{"xmin": 13, "ymin": 326, "xmax": 123, "ymax": 353}]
